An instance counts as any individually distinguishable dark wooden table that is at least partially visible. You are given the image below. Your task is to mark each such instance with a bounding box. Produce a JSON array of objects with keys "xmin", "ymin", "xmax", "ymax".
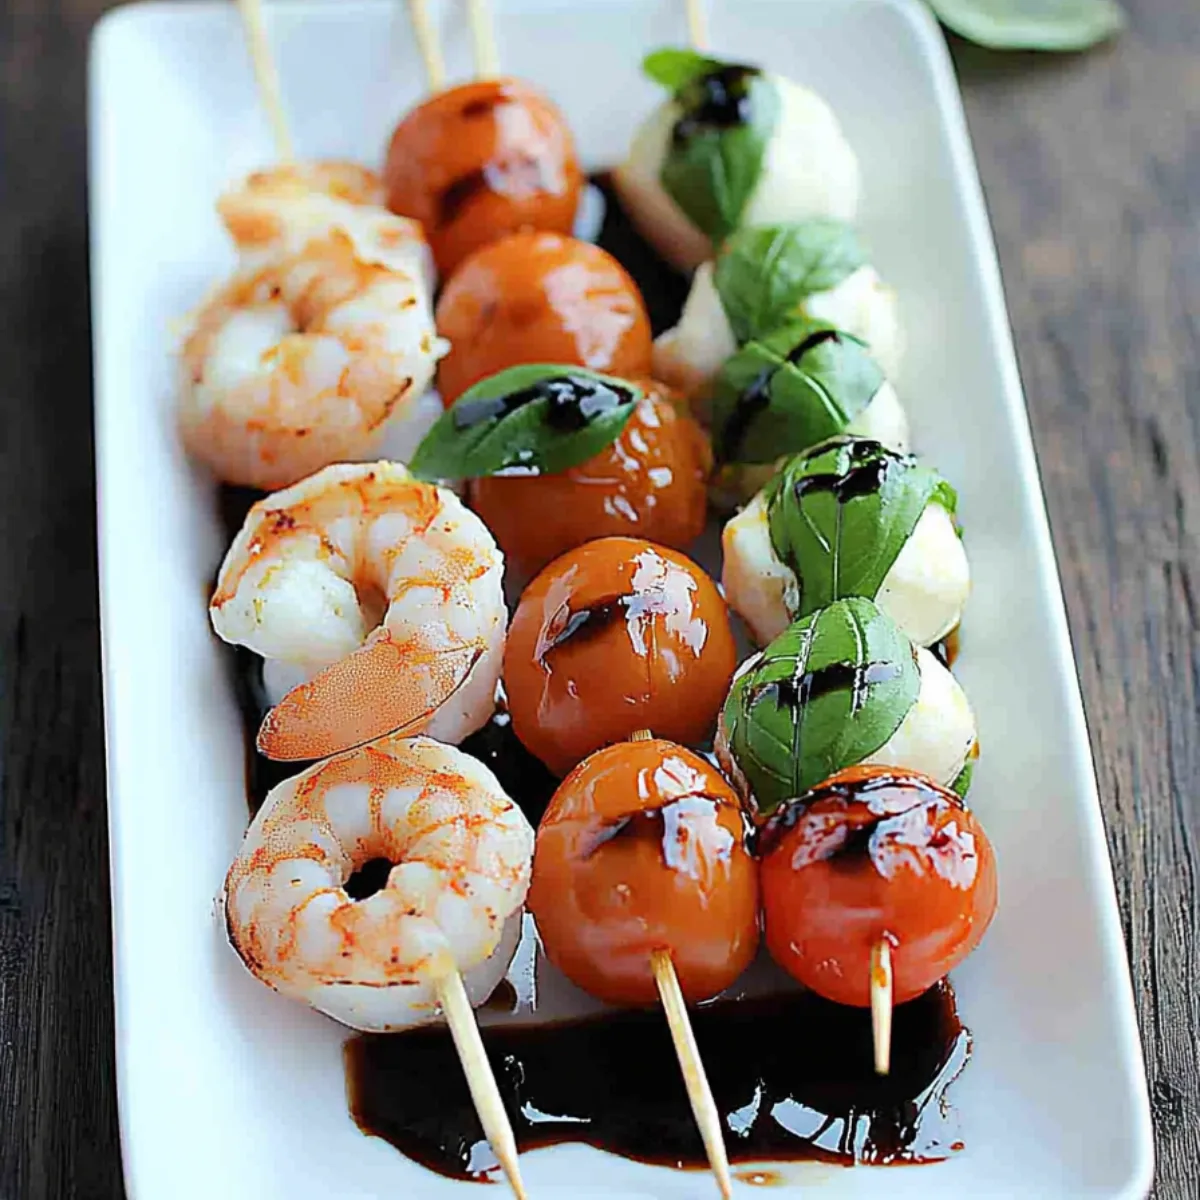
[{"xmin": 1, "ymin": 0, "xmax": 1196, "ymax": 1196}]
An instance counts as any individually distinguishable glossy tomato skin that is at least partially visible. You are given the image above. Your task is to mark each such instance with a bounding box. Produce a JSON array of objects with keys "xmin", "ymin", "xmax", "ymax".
[
  {"xmin": 384, "ymin": 78, "xmax": 582, "ymax": 277},
  {"xmin": 469, "ymin": 380, "xmax": 711, "ymax": 579},
  {"xmin": 760, "ymin": 765, "xmax": 997, "ymax": 1007},
  {"xmin": 503, "ymin": 537, "xmax": 738, "ymax": 777},
  {"xmin": 435, "ymin": 231, "xmax": 653, "ymax": 404},
  {"xmin": 529, "ymin": 738, "xmax": 760, "ymax": 1005}
]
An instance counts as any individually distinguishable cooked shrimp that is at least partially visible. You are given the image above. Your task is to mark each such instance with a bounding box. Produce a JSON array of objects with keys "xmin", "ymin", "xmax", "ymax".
[
  {"xmin": 210, "ymin": 461, "xmax": 505, "ymax": 760},
  {"xmin": 179, "ymin": 209, "xmax": 442, "ymax": 488},
  {"xmin": 224, "ymin": 734, "xmax": 534, "ymax": 1032}
]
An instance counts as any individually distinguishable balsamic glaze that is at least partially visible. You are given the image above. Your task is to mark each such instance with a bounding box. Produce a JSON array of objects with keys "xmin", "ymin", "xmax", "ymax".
[
  {"xmin": 673, "ymin": 65, "xmax": 761, "ymax": 144},
  {"xmin": 345, "ymin": 982, "xmax": 968, "ymax": 1180},
  {"xmin": 590, "ymin": 173, "xmax": 689, "ymax": 334},
  {"xmin": 720, "ymin": 329, "xmax": 845, "ymax": 463},
  {"xmin": 581, "ymin": 794, "xmax": 735, "ymax": 865},
  {"xmin": 791, "ymin": 439, "xmax": 897, "ymax": 505},
  {"xmin": 760, "ymin": 658, "xmax": 903, "ymax": 718},
  {"xmin": 452, "ymin": 372, "xmax": 634, "ymax": 435},
  {"xmin": 459, "ymin": 710, "xmax": 559, "ymax": 828},
  {"xmin": 438, "ymin": 169, "xmax": 492, "ymax": 227}
]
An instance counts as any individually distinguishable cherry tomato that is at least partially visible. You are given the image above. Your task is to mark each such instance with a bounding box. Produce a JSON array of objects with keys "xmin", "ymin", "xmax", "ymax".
[
  {"xmin": 759, "ymin": 765, "xmax": 998, "ymax": 1007},
  {"xmin": 469, "ymin": 379, "xmax": 711, "ymax": 578},
  {"xmin": 529, "ymin": 737, "xmax": 759, "ymax": 1005},
  {"xmin": 503, "ymin": 537, "xmax": 737, "ymax": 777},
  {"xmin": 435, "ymin": 232, "xmax": 653, "ymax": 405},
  {"xmin": 384, "ymin": 78, "xmax": 582, "ymax": 276}
]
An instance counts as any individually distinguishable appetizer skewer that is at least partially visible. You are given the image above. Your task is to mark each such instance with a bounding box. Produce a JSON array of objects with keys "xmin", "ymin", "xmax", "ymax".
[
  {"xmin": 529, "ymin": 731, "xmax": 760, "ymax": 1197},
  {"xmin": 224, "ymin": 734, "xmax": 534, "ymax": 1197}
]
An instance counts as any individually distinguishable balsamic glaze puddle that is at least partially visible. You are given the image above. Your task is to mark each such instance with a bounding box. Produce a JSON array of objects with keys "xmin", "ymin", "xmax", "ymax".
[{"xmin": 346, "ymin": 982, "xmax": 968, "ymax": 1180}]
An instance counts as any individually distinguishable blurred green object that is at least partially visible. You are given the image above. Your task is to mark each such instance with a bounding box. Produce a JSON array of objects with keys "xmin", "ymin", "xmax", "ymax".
[{"xmin": 929, "ymin": 0, "xmax": 1125, "ymax": 50}]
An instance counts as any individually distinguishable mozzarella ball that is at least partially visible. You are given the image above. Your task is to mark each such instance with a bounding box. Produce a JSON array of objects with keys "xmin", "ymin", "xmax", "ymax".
[
  {"xmin": 722, "ymin": 492, "xmax": 968, "ymax": 648},
  {"xmin": 655, "ymin": 262, "xmax": 903, "ymax": 399},
  {"xmin": 865, "ymin": 647, "xmax": 977, "ymax": 788},
  {"xmin": 615, "ymin": 75, "xmax": 860, "ymax": 273}
]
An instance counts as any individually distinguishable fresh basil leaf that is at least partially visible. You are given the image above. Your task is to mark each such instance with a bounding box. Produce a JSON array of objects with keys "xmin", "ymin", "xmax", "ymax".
[
  {"xmin": 765, "ymin": 438, "xmax": 957, "ymax": 619},
  {"xmin": 409, "ymin": 365, "xmax": 640, "ymax": 482},
  {"xmin": 950, "ymin": 756, "xmax": 976, "ymax": 797},
  {"xmin": 928, "ymin": 0, "xmax": 1124, "ymax": 50},
  {"xmin": 714, "ymin": 221, "xmax": 867, "ymax": 343},
  {"xmin": 659, "ymin": 65, "xmax": 781, "ymax": 243},
  {"xmin": 642, "ymin": 47, "xmax": 724, "ymax": 91},
  {"xmin": 722, "ymin": 596, "xmax": 921, "ymax": 815},
  {"xmin": 711, "ymin": 320, "xmax": 884, "ymax": 465}
]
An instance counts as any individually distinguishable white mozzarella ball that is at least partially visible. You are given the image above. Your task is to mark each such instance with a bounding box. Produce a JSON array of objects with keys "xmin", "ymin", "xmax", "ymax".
[
  {"xmin": 848, "ymin": 382, "xmax": 909, "ymax": 452},
  {"xmin": 722, "ymin": 494, "xmax": 967, "ymax": 650},
  {"xmin": 876, "ymin": 503, "xmax": 970, "ymax": 648},
  {"xmin": 652, "ymin": 262, "xmax": 737, "ymax": 397},
  {"xmin": 615, "ymin": 76, "xmax": 860, "ymax": 274},
  {"xmin": 721, "ymin": 490, "xmax": 793, "ymax": 645},
  {"xmin": 863, "ymin": 647, "xmax": 977, "ymax": 787},
  {"xmin": 804, "ymin": 265, "xmax": 904, "ymax": 381}
]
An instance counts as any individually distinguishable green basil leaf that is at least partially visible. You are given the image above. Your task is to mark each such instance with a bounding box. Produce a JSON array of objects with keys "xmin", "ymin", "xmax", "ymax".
[
  {"xmin": 721, "ymin": 596, "xmax": 921, "ymax": 815},
  {"xmin": 711, "ymin": 320, "xmax": 884, "ymax": 465},
  {"xmin": 928, "ymin": 0, "xmax": 1124, "ymax": 50},
  {"xmin": 765, "ymin": 438, "xmax": 957, "ymax": 619},
  {"xmin": 659, "ymin": 66, "xmax": 781, "ymax": 243},
  {"xmin": 950, "ymin": 756, "xmax": 976, "ymax": 797},
  {"xmin": 714, "ymin": 221, "xmax": 867, "ymax": 343},
  {"xmin": 409, "ymin": 365, "xmax": 640, "ymax": 482},
  {"xmin": 642, "ymin": 47, "xmax": 724, "ymax": 91}
]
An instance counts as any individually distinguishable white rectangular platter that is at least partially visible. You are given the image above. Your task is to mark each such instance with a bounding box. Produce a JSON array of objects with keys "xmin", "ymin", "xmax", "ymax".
[{"xmin": 90, "ymin": 1, "xmax": 1154, "ymax": 1197}]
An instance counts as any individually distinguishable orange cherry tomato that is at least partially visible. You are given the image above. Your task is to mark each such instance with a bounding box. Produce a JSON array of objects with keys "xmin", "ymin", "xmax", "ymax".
[
  {"xmin": 435, "ymin": 232, "xmax": 653, "ymax": 405},
  {"xmin": 469, "ymin": 379, "xmax": 711, "ymax": 579},
  {"xmin": 503, "ymin": 537, "xmax": 737, "ymax": 778},
  {"xmin": 384, "ymin": 78, "xmax": 582, "ymax": 276},
  {"xmin": 529, "ymin": 737, "xmax": 759, "ymax": 1005},
  {"xmin": 759, "ymin": 765, "xmax": 998, "ymax": 1008}
]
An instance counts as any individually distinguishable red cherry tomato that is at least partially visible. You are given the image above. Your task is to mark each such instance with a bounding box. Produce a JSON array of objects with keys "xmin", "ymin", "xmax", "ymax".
[
  {"xmin": 384, "ymin": 78, "xmax": 582, "ymax": 277},
  {"xmin": 503, "ymin": 537, "xmax": 738, "ymax": 777},
  {"xmin": 529, "ymin": 737, "xmax": 760, "ymax": 1005},
  {"xmin": 435, "ymin": 231, "xmax": 652, "ymax": 405},
  {"xmin": 759, "ymin": 765, "xmax": 998, "ymax": 1007},
  {"xmin": 469, "ymin": 379, "xmax": 711, "ymax": 579}
]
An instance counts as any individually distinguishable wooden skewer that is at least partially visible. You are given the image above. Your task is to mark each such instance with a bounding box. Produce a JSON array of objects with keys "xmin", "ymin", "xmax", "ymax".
[
  {"xmin": 629, "ymin": 729, "xmax": 731, "ymax": 1199},
  {"xmin": 407, "ymin": 0, "xmax": 447, "ymax": 92},
  {"xmin": 467, "ymin": 0, "xmax": 501, "ymax": 78},
  {"xmin": 236, "ymin": 0, "xmax": 294, "ymax": 162},
  {"xmin": 436, "ymin": 968, "xmax": 528, "ymax": 1200},
  {"xmin": 651, "ymin": 949, "xmax": 733, "ymax": 1200},
  {"xmin": 685, "ymin": 0, "xmax": 710, "ymax": 52},
  {"xmin": 870, "ymin": 937, "xmax": 893, "ymax": 1076}
]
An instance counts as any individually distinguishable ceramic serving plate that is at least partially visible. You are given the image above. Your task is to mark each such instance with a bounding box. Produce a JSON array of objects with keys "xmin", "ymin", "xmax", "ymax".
[{"xmin": 90, "ymin": 0, "xmax": 1153, "ymax": 1196}]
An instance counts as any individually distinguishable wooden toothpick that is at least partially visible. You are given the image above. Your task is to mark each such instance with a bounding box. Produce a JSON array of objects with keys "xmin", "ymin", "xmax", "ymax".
[
  {"xmin": 236, "ymin": 0, "xmax": 294, "ymax": 162},
  {"xmin": 685, "ymin": 0, "xmax": 710, "ymax": 51},
  {"xmin": 467, "ymin": 0, "xmax": 501, "ymax": 78},
  {"xmin": 870, "ymin": 937, "xmax": 894, "ymax": 1076},
  {"xmin": 407, "ymin": 0, "xmax": 447, "ymax": 93}
]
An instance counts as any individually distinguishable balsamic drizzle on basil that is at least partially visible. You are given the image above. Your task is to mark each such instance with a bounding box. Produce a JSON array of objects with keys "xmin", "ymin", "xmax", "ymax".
[
  {"xmin": 764, "ymin": 438, "xmax": 959, "ymax": 620},
  {"xmin": 410, "ymin": 365, "xmax": 641, "ymax": 482}
]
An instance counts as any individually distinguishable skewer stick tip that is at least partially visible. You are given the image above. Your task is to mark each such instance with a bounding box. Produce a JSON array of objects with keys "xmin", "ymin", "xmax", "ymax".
[
  {"xmin": 407, "ymin": 0, "xmax": 447, "ymax": 93},
  {"xmin": 870, "ymin": 937, "xmax": 893, "ymax": 1077},
  {"xmin": 467, "ymin": 0, "xmax": 501, "ymax": 79},
  {"xmin": 685, "ymin": 0, "xmax": 710, "ymax": 52},
  {"xmin": 436, "ymin": 968, "xmax": 528, "ymax": 1200},
  {"xmin": 651, "ymin": 949, "xmax": 733, "ymax": 1200},
  {"xmin": 629, "ymin": 728, "xmax": 654, "ymax": 742}
]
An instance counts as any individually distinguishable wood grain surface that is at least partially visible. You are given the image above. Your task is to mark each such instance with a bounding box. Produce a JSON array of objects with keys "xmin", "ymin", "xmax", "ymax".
[{"xmin": 0, "ymin": 0, "xmax": 1195, "ymax": 1196}]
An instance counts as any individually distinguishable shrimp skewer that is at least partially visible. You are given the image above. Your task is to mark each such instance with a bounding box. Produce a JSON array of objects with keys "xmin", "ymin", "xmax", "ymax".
[
  {"xmin": 224, "ymin": 733, "xmax": 533, "ymax": 1195},
  {"xmin": 210, "ymin": 461, "xmax": 506, "ymax": 760}
]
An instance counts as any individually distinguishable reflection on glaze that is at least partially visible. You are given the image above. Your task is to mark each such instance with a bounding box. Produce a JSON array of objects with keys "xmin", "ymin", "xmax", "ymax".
[
  {"xmin": 529, "ymin": 738, "xmax": 759, "ymax": 1005},
  {"xmin": 503, "ymin": 537, "xmax": 738, "ymax": 776}
]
